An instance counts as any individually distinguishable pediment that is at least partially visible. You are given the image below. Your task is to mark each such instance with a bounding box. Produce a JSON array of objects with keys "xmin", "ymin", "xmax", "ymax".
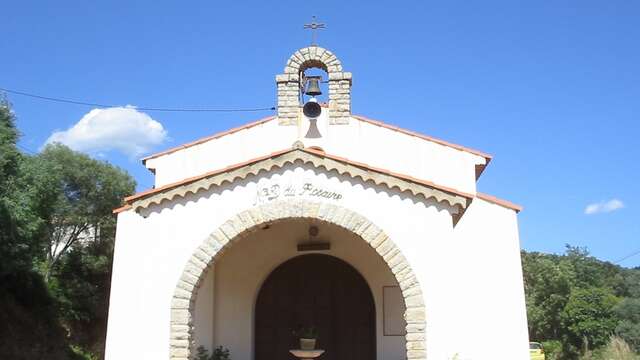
[{"xmin": 122, "ymin": 147, "xmax": 473, "ymax": 221}]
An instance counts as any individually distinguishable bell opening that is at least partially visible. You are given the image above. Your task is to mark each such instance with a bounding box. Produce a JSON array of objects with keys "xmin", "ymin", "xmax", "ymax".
[{"xmin": 301, "ymin": 68, "xmax": 327, "ymax": 103}]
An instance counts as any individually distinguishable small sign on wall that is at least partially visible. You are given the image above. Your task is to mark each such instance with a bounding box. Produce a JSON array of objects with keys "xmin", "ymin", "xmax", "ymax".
[{"xmin": 383, "ymin": 286, "xmax": 407, "ymax": 336}]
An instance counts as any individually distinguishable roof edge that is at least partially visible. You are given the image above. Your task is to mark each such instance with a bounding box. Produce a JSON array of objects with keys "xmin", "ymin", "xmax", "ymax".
[
  {"xmin": 127, "ymin": 148, "xmax": 292, "ymax": 203},
  {"xmin": 124, "ymin": 147, "xmax": 474, "ymax": 208},
  {"xmin": 352, "ymin": 114, "xmax": 493, "ymax": 168},
  {"xmin": 476, "ymin": 192, "xmax": 523, "ymax": 212},
  {"xmin": 302, "ymin": 147, "xmax": 474, "ymax": 199},
  {"xmin": 141, "ymin": 115, "xmax": 276, "ymax": 164},
  {"xmin": 113, "ymin": 204, "xmax": 132, "ymax": 214}
]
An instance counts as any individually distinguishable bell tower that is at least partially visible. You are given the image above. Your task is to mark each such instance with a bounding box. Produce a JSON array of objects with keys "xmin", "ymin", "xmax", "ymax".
[{"xmin": 276, "ymin": 46, "xmax": 352, "ymax": 125}]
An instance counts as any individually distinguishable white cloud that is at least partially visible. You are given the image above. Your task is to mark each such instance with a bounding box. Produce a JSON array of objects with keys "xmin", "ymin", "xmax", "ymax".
[
  {"xmin": 45, "ymin": 106, "xmax": 168, "ymax": 158},
  {"xmin": 584, "ymin": 199, "xmax": 624, "ymax": 215}
]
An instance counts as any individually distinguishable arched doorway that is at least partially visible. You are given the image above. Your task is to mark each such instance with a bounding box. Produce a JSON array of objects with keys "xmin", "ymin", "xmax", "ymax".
[{"xmin": 255, "ymin": 254, "xmax": 376, "ymax": 360}]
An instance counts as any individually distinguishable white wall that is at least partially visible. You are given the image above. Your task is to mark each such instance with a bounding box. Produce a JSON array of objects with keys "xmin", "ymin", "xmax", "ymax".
[
  {"xmin": 144, "ymin": 114, "xmax": 485, "ymax": 195},
  {"xmin": 105, "ymin": 163, "xmax": 528, "ymax": 360}
]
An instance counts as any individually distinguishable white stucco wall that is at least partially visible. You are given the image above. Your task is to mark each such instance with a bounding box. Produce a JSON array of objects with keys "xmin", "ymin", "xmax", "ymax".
[
  {"xmin": 191, "ymin": 220, "xmax": 405, "ymax": 360},
  {"xmin": 144, "ymin": 113, "xmax": 485, "ymax": 195},
  {"xmin": 105, "ymin": 163, "xmax": 528, "ymax": 360}
]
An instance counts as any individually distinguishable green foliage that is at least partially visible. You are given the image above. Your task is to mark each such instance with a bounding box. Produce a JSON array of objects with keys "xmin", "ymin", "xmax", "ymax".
[
  {"xmin": 522, "ymin": 251, "xmax": 574, "ymax": 339},
  {"xmin": 579, "ymin": 336, "xmax": 640, "ymax": 360},
  {"xmin": 0, "ymin": 100, "xmax": 135, "ymax": 359},
  {"xmin": 615, "ymin": 298, "xmax": 640, "ymax": 352},
  {"xmin": 32, "ymin": 143, "xmax": 135, "ymax": 279},
  {"xmin": 293, "ymin": 326, "xmax": 319, "ymax": 339},
  {"xmin": 0, "ymin": 271, "xmax": 79, "ymax": 359},
  {"xmin": 0, "ymin": 98, "xmax": 20, "ymax": 186},
  {"xmin": 71, "ymin": 344, "xmax": 100, "ymax": 360},
  {"xmin": 193, "ymin": 346, "xmax": 231, "ymax": 360},
  {"xmin": 562, "ymin": 287, "xmax": 619, "ymax": 350},
  {"xmin": 0, "ymin": 99, "xmax": 45, "ymax": 276},
  {"xmin": 523, "ymin": 246, "xmax": 640, "ymax": 359},
  {"xmin": 542, "ymin": 340, "xmax": 564, "ymax": 360}
]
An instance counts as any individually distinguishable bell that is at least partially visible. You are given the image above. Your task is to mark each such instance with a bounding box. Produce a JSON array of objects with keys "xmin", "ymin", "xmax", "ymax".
[{"xmin": 304, "ymin": 77, "xmax": 322, "ymax": 96}]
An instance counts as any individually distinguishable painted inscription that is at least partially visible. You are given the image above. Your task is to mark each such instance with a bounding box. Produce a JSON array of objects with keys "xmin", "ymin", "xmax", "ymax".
[{"xmin": 254, "ymin": 182, "xmax": 343, "ymax": 205}]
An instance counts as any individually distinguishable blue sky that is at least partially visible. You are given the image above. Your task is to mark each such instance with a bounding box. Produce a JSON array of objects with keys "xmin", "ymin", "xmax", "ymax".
[{"xmin": 1, "ymin": 1, "xmax": 638, "ymax": 267}]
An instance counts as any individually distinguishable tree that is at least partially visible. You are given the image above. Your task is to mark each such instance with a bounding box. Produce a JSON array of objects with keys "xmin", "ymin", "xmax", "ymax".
[
  {"xmin": 0, "ymin": 98, "xmax": 38, "ymax": 275},
  {"xmin": 0, "ymin": 100, "xmax": 136, "ymax": 359},
  {"xmin": 562, "ymin": 287, "xmax": 620, "ymax": 351},
  {"xmin": 0, "ymin": 99, "xmax": 80, "ymax": 360},
  {"xmin": 615, "ymin": 298, "xmax": 640, "ymax": 352},
  {"xmin": 521, "ymin": 251, "xmax": 574, "ymax": 340},
  {"xmin": 33, "ymin": 144, "xmax": 135, "ymax": 281}
]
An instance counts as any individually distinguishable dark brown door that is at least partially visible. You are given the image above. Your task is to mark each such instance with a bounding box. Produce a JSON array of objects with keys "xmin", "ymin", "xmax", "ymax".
[{"xmin": 255, "ymin": 254, "xmax": 375, "ymax": 360}]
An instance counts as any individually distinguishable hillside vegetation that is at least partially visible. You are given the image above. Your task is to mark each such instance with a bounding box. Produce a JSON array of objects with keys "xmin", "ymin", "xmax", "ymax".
[{"xmin": 523, "ymin": 247, "xmax": 640, "ymax": 359}]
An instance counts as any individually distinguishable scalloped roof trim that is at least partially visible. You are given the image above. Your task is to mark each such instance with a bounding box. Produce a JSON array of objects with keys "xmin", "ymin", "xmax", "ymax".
[{"xmin": 124, "ymin": 148, "xmax": 473, "ymax": 214}]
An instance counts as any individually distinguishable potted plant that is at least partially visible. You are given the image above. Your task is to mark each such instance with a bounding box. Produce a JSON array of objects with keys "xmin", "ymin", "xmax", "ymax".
[
  {"xmin": 193, "ymin": 345, "xmax": 231, "ymax": 360},
  {"xmin": 292, "ymin": 326, "xmax": 319, "ymax": 350}
]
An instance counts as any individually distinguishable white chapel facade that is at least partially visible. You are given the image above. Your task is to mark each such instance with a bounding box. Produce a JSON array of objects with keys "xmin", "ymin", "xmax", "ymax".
[{"xmin": 105, "ymin": 46, "xmax": 531, "ymax": 360}]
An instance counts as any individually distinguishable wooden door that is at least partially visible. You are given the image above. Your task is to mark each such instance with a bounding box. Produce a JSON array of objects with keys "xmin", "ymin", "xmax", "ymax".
[{"xmin": 255, "ymin": 254, "xmax": 375, "ymax": 360}]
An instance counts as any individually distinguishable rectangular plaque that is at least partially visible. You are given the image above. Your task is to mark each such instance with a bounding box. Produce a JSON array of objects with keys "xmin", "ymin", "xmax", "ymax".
[
  {"xmin": 383, "ymin": 286, "xmax": 407, "ymax": 336},
  {"xmin": 297, "ymin": 242, "xmax": 331, "ymax": 252}
]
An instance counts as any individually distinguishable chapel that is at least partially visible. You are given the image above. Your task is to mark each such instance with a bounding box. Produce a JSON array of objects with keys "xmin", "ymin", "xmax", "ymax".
[{"xmin": 105, "ymin": 45, "xmax": 530, "ymax": 360}]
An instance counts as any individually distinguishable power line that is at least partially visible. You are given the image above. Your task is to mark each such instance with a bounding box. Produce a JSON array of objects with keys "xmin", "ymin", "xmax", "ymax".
[
  {"xmin": 0, "ymin": 86, "xmax": 276, "ymax": 113},
  {"xmin": 614, "ymin": 249, "xmax": 640, "ymax": 264},
  {"xmin": 17, "ymin": 144, "xmax": 37, "ymax": 155}
]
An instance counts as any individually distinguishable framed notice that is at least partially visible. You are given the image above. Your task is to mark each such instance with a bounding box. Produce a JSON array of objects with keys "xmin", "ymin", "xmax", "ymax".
[{"xmin": 383, "ymin": 286, "xmax": 407, "ymax": 336}]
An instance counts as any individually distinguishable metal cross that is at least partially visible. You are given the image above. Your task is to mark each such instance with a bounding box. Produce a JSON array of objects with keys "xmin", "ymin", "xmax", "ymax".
[{"xmin": 303, "ymin": 16, "xmax": 325, "ymax": 46}]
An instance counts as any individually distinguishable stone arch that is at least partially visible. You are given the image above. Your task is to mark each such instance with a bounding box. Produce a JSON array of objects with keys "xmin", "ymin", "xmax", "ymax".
[
  {"xmin": 283, "ymin": 46, "xmax": 343, "ymax": 75},
  {"xmin": 169, "ymin": 199, "xmax": 426, "ymax": 360},
  {"xmin": 276, "ymin": 46, "xmax": 352, "ymax": 125}
]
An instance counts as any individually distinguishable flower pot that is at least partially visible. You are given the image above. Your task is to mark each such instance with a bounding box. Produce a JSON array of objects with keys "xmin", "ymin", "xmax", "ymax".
[{"xmin": 299, "ymin": 338, "xmax": 316, "ymax": 350}]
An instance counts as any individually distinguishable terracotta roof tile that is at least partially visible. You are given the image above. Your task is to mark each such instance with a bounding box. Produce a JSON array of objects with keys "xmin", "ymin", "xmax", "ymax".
[
  {"xmin": 351, "ymin": 115, "xmax": 492, "ymax": 160},
  {"xmin": 114, "ymin": 148, "xmax": 520, "ymax": 216},
  {"xmin": 476, "ymin": 192, "xmax": 522, "ymax": 212},
  {"xmin": 141, "ymin": 115, "xmax": 276, "ymax": 164},
  {"xmin": 122, "ymin": 147, "xmax": 473, "ymax": 206}
]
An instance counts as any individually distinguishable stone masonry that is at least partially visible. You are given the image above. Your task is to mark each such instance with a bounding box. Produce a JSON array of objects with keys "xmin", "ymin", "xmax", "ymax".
[
  {"xmin": 276, "ymin": 46, "xmax": 352, "ymax": 125},
  {"xmin": 169, "ymin": 199, "xmax": 427, "ymax": 360}
]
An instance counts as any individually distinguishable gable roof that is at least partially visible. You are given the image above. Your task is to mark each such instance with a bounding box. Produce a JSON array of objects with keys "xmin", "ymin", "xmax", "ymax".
[
  {"xmin": 141, "ymin": 115, "xmax": 276, "ymax": 164},
  {"xmin": 122, "ymin": 147, "xmax": 474, "ymax": 221},
  {"xmin": 351, "ymin": 115, "xmax": 492, "ymax": 178},
  {"xmin": 140, "ymin": 115, "xmax": 493, "ymax": 177}
]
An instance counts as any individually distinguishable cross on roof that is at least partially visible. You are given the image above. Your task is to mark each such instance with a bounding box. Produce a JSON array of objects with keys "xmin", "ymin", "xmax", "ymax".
[{"xmin": 303, "ymin": 16, "xmax": 325, "ymax": 46}]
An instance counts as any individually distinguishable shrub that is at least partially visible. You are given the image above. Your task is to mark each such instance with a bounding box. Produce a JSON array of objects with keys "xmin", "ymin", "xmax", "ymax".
[
  {"xmin": 541, "ymin": 340, "xmax": 563, "ymax": 360},
  {"xmin": 193, "ymin": 346, "xmax": 231, "ymax": 360},
  {"xmin": 598, "ymin": 336, "xmax": 639, "ymax": 360}
]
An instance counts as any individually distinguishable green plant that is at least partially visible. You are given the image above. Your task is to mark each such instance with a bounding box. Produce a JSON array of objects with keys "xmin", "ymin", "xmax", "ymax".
[
  {"xmin": 193, "ymin": 346, "xmax": 231, "ymax": 360},
  {"xmin": 597, "ymin": 336, "xmax": 639, "ymax": 360},
  {"xmin": 212, "ymin": 346, "xmax": 231, "ymax": 360},
  {"xmin": 194, "ymin": 346, "xmax": 210, "ymax": 360},
  {"xmin": 292, "ymin": 326, "xmax": 319, "ymax": 339},
  {"xmin": 70, "ymin": 344, "xmax": 99, "ymax": 360},
  {"xmin": 541, "ymin": 340, "xmax": 563, "ymax": 360}
]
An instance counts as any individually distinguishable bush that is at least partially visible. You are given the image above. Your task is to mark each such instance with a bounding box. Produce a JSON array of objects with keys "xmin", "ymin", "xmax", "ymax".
[
  {"xmin": 541, "ymin": 340, "xmax": 563, "ymax": 360},
  {"xmin": 596, "ymin": 336, "xmax": 639, "ymax": 360},
  {"xmin": 579, "ymin": 336, "xmax": 640, "ymax": 360},
  {"xmin": 193, "ymin": 346, "xmax": 231, "ymax": 360}
]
